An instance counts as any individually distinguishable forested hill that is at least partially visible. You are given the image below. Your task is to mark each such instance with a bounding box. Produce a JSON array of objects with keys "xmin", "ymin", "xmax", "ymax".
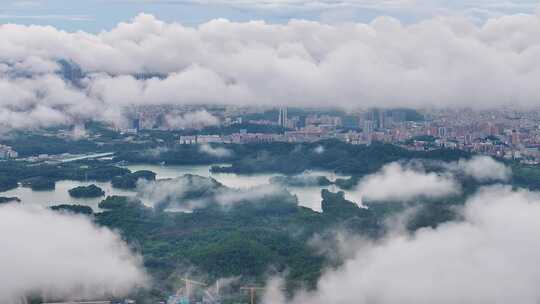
[
  {"xmin": 92, "ymin": 177, "xmax": 385, "ymax": 302},
  {"xmin": 116, "ymin": 140, "xmax": 472, "ymax": 175}
]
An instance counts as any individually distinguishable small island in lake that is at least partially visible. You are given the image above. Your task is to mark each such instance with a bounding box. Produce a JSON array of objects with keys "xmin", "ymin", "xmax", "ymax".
[
  {"xmin": 68, "ymin": 184, "xmax": 105, "ymax": 198},
  {"xmin": 50, "ymin": 204, "xmax": 93, "ymax": 215}
]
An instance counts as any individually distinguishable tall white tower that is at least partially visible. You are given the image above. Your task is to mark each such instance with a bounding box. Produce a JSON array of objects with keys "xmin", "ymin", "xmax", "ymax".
[{"xmin": 278, "ymin": 107, "xmax": 288, "ymax": 127}]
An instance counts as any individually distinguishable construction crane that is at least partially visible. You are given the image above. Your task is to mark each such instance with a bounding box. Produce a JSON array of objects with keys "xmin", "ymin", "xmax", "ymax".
[
  {"xmin": 329, "ymin": 171, "xmax": 337, "ymax": 192},
  {"xmin": 240, "ymin": 286, "xmax": 267, "ymax": 304},
  {"xmin": 202, "ymin": 280, "xmax": 221, "ymax": 303},
  {"xmin": 177, "ymin": 278, "xmax": 207, "ymax": 300}
]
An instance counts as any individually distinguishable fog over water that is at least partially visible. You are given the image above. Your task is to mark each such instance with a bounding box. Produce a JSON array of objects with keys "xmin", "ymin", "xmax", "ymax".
[
  {"xmin": 0, "ymin": 164, "xmax": 354, "ymax": 212},
  {"xmin": 128, "ymin": 164, "xmax": 355, "ymax": 212}
]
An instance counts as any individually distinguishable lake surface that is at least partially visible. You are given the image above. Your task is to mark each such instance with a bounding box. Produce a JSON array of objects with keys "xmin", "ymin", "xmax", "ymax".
[
  {"xmin": 0, "ymin": 164, "xmax": 362, "ymax": 212},
  {"xmin": 0, "ymin": 180, "xmax": 134, "ymax": 210},
  {"xmin": 126, "ymin": 164, "xmax": 360, "ymax": 211}
]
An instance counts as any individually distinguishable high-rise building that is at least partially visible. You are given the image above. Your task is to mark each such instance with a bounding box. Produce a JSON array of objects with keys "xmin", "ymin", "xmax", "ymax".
[
  {"xmin": 278, "ymin": 107, "xmax": 288, "ymax": 127},
  {"xmin": 342, "ymin": 115, "xmax": 360, "ymax": 129},
  {"xmin": 363, "ymin": 120, "xmax": 375, "ymax": 135},
  {"xmin": 365, "ymin": 108, "xmax": 386, "ymax": 130},
  {"xmin": 132, "ymin": 118, "xmax": 141, "ymax": 132},
  {"xmin": 378, "ymin": 109, "xmax": 386, "ymax": 129},
  {"xmin": 512, "ymin": 130, "xmax": 520, "ymax": 145},
  {"xmin": 438, "ymin": 127, "xmax": 447, "ymax": 138}
]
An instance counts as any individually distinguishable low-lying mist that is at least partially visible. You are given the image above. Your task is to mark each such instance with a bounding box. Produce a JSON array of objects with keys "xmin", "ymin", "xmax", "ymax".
[
  {"xmin": 0, "ymin": 204, "xmax": 148, "ymax": 303},
  {"xmin": 263, "ymin": 185, "xmax": 540, "ymax": 303}
]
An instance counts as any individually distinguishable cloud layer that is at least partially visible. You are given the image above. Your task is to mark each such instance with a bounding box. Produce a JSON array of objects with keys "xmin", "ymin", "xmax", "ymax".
[
  {"xmin": 136, "ymin": 174, "xmax": 294, "ymax": 211},
  {"xmin": 1, "ymin": 11, "xmax": 540, "ymax": 129},
  {"xmin": 356, "ymin": 162, "xmax": 461, "ymax": 202},
  {"xmin": 455, "ymin": 156, "xmax": 512, "ymax": 182},
  {"xmin": 165, "ymin": 110, "xmax": 220, "ymax": 130},
  {"xmin": 354, "ymin": 156, "xmax": 511, "ymax": 203},
  {"xmin": 0, "ymin": 205, "xmax": 147, "ymax": 303},
  {"xmin": 199, "ymin": 143, "xmax": 233, "ymax": 157},
  {"xmin": 265, "ymin": 186, "xmax": 540, "ymax": 304}
]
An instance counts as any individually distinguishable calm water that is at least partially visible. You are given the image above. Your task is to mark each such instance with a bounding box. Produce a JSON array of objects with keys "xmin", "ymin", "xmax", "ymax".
[
  {"xmin": 0, "ymin": 180, "xmax": 134, "ymax": 210},
  {"xmin": 0, "ymin": 164, "xmax": 361, "ymax": 212},
  {"xmin": 126, "ymin": 164, "xmax": 359, "ymax": 211}
]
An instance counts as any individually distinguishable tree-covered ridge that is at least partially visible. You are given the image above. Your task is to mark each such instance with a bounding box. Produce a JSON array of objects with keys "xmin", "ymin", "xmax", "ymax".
[
  {"xmin": 116, "ymin": 140, "xmax": 471, "ymax": 176},
  {"xmin": 0, "ymin": 160, "xmax": 131, "ymax": 186},
  {"xmin": 50, "ymin": 204, "xmax": 93, "ymax": 215},
  {"xmin": 92, "ymin": 166, "xmax": 497, "ymax": 302},
  {"xmin": 36, "ymin": 162, "xmax": 523, "ymax": 303},
  {"xmin": 112, "ymin": 170, "xmax": 157, "ymax": 189},
  {"xmin": 94, "ymin": 178, "xmax": 378, "ymax": 301},
  {"xmin": 21, "ymin": 177, "xmax": 56, "ymax": 191}
]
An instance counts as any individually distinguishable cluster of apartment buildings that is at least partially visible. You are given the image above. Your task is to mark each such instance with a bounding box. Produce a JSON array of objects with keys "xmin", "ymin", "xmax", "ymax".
[
  {"xmin": 0, "ymin": 144, "xmax": 18, "ymax": 159},
  {"xmin": 177, "ymin": 107, "xmax": 540, "ymax": 164},
  {"xmin": 112, "ymin": 105, "xmax": 540, "ymax": 164},
  {"xmin": 404, "ymin": 108, "xmax": 540, "ymax": 163}
]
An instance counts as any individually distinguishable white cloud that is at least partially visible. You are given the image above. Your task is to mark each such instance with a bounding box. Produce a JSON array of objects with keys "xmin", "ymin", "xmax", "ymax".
[
  {"xmin": 70, "ymin": 124, "xmax": 88, "ymax": 139},
  {"xmin": 136, "ymin": 175, "xmax": 292, "ymax": 211},
  {"xmin": 357, "ymin": 162, "xmax": 461, "ymax": 202},
  {"xmin": 215, "ymin": 183, "xmax": 288, "ymax": 206},
  {"xmin": 199, "ymin": 143, "xmax": 233, "ymax": 158},
  {"xmin": 314, "ymin": 145, "xmax": 325, "ymax": 154},
  {"xmin": 264, "ymin": 186, "xmax": 540, "ymax": 304},
  {"xmin": 1, "ymin": 11, "xmax": 540, "ymax": 129},
  {"xmin": 165, "ymin": 110, "xmax": 220, "ymax": 130},
  {"xmin": 136, "ymin": 174, "xmax": 229, "ymax": 210},
  {"xmin": 0, "ymin": 205, "xmax": 147, "ymax": 303},
  {"xmin": 455, "ymin": 156, "xmax": 512, "ymax": 182}
]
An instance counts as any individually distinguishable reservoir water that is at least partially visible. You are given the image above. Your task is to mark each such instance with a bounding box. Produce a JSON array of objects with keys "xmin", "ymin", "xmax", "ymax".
[{"xmin": 0, "ymin": 164, "xmax": 361, "ymax": 212}]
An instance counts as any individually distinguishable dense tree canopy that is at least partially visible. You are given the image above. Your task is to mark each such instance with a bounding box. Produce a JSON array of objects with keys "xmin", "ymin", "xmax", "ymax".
[{"xmin": 68, "ymin": 184, "xmax": 105, "ymax": 198}]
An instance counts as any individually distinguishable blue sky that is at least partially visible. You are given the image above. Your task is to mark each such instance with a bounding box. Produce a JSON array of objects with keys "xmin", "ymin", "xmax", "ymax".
[{"xmin": 0, "ymin": 0, "xmax": 538, "ymax": 31}]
